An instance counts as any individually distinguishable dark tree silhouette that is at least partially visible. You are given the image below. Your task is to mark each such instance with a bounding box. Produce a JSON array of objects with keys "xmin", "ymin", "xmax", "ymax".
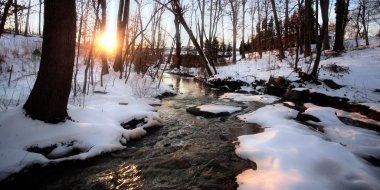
[
  {"xmin": 0, "ymin": 0, "xmax": 13, "ymax": 38},
  {"xmin": 333, "ymin": 0, "xmax": 349, "ymax": 51},
  {"xmin": 23, "ymin": 0, "xmax": 76, "ymax": 123}
]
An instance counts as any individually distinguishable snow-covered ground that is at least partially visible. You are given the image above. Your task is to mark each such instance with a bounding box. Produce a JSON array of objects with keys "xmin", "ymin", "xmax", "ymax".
[
  {"xmin": 212, "ymin": 40, "xmax": 380, "ymax": 104},
  {"xmin": 0, "ymin": 34, "xmax": 173, "ymax": 180},
  {"xmin": 1, "ymin": 33, "xmax": 380, "ymax": 189},
  {"xmin": 209, "ymin": 39, "xmax": 380, "ymax": 189},
  {"xmin": 236, "ymin": 103, "xmax": 380, "ymax": 190}
]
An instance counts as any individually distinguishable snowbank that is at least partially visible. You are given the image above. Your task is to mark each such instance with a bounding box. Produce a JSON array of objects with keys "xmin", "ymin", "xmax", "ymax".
[
  {"xmin": 0, "ymin": 34, "xmax": 171, "ymax": 181},
  {"xmin": 236, "ymin": 104, "xmax": 380, "ymax": 190}
]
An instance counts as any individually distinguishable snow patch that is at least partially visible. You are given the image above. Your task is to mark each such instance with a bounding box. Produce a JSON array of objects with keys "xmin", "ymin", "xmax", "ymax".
[
  {"xmin": 197, "ymin": 104, "xmax": 242, "ymax": 114},
  {"xmin": 220, "ymin": 93, "xmax": 280, "ymax": 104}
]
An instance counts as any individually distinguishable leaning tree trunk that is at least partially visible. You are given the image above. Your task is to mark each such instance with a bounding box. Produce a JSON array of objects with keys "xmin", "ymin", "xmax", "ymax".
[
  {"xmin": 310, "ymin": 0, "xmax": 329, "ymax": 79},
  {"xmin": 0, "ymin": 0, "xmax": 13, "ymax": 38},
  {"xmin": 23, "ymin": 0, "xmax": 76, "ymax": 123}
]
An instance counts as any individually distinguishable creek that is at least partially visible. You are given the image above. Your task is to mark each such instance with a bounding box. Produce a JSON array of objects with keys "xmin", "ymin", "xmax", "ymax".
[{"xmin": 1, "ymin": 74, "xmax": 264, "ymax": 190}]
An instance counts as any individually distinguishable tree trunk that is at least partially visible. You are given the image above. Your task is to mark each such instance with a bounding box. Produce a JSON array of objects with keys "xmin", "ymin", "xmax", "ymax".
[
  {"xmin": 99, "ymin": 0, "xmax": 108, "ymax": 86},
  {"xmin": 113, "ymin": 0, "xmax": 130, "ymax": 74},
  {"xmin": 173, "ymin": 1, "xmax": 182, "ymax": 69},
  {"xmin": 284, "ymin": 0, "xmax": 289, "ymax": 49},
  {"xmin": 24, "ymin": 0, "xmax": 31, "ymax": 36},
  {"xmin": 355, "ymin": 5, "xmax": 361, "ymax": 47},
  {"xmin": 304, "ymin": 0, "xmax": 312, "ymax": 57},
  {"xmin": 270, "ymin": 0, "xmax": 285, "ymax": 60},
  {"xmin": 229, "ymin": 0, "xmax": 238, "ymax": 63},
  {"xmin": 333, "ymin": 0, "xmax": 349, "ymax": 52},
  {"xmin": 241, "ymin": 0, "xmax": 246, "ymax": 59},
  {"xmin": 322, "ymin": 0, "xmax": 330, "ymax": 50},
  {"xmin": 39, "ymin": 0, "xmax": 42, "ymax": 36},
  {"xmin": 311, "ymin": 0, "xmax": 329, "ymax": 79},
  {"xmin": 23, "ymin": 0, "xmax": 76, "ymax": 123},
  {"xmin": 0, "ymin": 0, "xmax": 13, "ymax": 38},
  {"xmin": 14, "ymin": 0, "xmax": 19, "ymax": 35},
  {"xmin": 361, "ymin": 0, "xmax": 369, "ymax": 46}
]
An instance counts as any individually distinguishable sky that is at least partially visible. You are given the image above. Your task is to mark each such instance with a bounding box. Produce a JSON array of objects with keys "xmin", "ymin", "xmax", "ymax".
[{"xmin": 6, "ymin": 0, "xmax": 380, "ymax": 46}]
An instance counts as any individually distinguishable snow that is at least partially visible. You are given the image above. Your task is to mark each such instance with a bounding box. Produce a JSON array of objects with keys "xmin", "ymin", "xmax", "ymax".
[
  {"xmin": 212, "ymin": 41, "xmax": 380, "ymax": 103},
  {"xmin": 220, "ymin": 92, "xmax": 280, "ymax": 104},
  {"xmin": 0, "ymin": 34, "xmax": 171, "ymax": 181},
  {"xmin": 196, "ymin": 104, "xmax": 242, "ymax": 113},
  {"xmin": 303, "ymin": 103, "xmax": 380, "ymax": 158},
  {"xmin": 236, "ymin": 104, "xmax": 380, "ymax": 190},
  {"xmin": 2, "ymin": 33, "xmax": 380, "ymax": 189}
]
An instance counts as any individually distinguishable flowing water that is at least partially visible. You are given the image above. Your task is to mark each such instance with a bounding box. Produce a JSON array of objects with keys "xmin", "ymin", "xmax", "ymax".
[{"xmin": 1, "ymin": 74, "xmax": 264, "ymax": 190}]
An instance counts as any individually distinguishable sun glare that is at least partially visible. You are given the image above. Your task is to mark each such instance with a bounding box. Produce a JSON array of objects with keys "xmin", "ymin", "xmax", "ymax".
[{"xmin": 98, "ymin": 32, "xmax": 117, "ymax": 55}]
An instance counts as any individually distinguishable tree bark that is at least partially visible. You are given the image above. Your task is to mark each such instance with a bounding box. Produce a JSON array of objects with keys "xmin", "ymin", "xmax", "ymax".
[
  {"xmin": 333, "ymin": 0, "xmax": 349, "ymax": 51},
  {"xmin": 99, "ymin": 0, "xmax": 108, "ymax": 84},
  {"xmin": 229, "ymin": 0, "xmax": 238, "ymax": 63},
  {"xmin": 360, "ymin": 0, "xmax": 369, "ymax": 46},
  {"xmin": 241, "ymin": 0, "xmax": 246, "ymax": 59},
  {"xmin": 23, "ymin": 0, "xmax": 76, "ymax": 123},
  {"xmin": 14, "ymin": 0, "xmax": 19, "ymax": 35},
  {"xmin": 24, "ymin": 0, "xmax": 31, "ymax": 36},
  {"xmin": 113, "ymin": 0, "xmax": 130, "ymax": 74},
  {"xmin": 39, "ymin": 0, "xmax": 42, "ymax": 35},
  {"xmin": 0, "ymin": 0, "xmax": 13, "ymax": 38},
  {"xmin": 284, "ymin": 0, "xmax": 289, "ymax": 49},
  {"xmin": 322, "ymin": 0, "xmax": 330, "ymax": 50},
  {"xmin": 173, "ymin": 1, "xmax": 182, "ymax": 69},
  {"xmin": 270, "ymin": 0, "xmax": 285, "ymax": 60},
  {"xmin": 311, "ymin": 0, "xmax": 329, "ymax": 79},
  {"xmin": 304, "ymin": 0, "xmax": 312, "ymax": 57}
]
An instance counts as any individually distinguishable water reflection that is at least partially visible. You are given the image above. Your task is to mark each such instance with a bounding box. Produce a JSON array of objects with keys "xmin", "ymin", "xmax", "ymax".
[
  {"xmin": 161, "ymin": 73, "xmax": 222, "ymax": 98},
  {"xmin": 95, "ymin": 163, "xmax": 142, "ymax": 190}
]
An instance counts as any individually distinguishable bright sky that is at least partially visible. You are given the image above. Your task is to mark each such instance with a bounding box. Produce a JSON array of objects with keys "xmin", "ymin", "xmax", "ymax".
[{"xmin": 9, "ymin": 0, "xmax": 380, "ymax": 46}]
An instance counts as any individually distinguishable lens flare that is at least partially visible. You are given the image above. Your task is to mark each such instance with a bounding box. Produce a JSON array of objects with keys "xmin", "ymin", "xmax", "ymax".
[{"xmin": 98, "ymin": 32, "xmax": 116, "ymax": 55}]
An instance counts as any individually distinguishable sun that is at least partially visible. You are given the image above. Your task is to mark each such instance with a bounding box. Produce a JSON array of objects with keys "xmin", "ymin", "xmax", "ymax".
[{"xmin": 98, "ymin": 32, "xmax": 117, "ymax": 55}]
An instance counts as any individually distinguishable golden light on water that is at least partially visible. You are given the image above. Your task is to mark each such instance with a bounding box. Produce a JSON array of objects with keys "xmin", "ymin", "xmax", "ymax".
[{"xmin": 98, "ymin": 32, "xmax": 117, "ymax": 55}]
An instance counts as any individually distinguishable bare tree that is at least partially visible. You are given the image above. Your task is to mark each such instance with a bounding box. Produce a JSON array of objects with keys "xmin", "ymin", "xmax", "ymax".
[
  {"xmin": 99, "ymin": 0, "xmax": 108, "ymax": 86},
  {"xmin": 154, "ymin": 0, "xmax": 217, "ymax": 76},
  {"xmin": 270, "ymin": 0, "xmax": 285, "ymax": 60},
  {"xmin": 23, "ymin": 0, "xmax": 31, "ymax": 36},
  {"xmin": 172, "ymin": 0, "xmax": 182, "ymax": 69},
  {"xmin": 322, "ymin": 0, "xmax": 330, "ymax": 50},
  {"xmin": 73, "ymin": 0, "xmax": 89, "ymax": 97},
  {"xmin": 360, "ymin": 0, "xmax": 369, "ymax": 46},
  {"xmin": 304, "ymin": 0, "xmax": 311, "ymax": 57},
  {"xmin": 310, "ymin": 0, "xmax": 329, "ymax": 79},
  {"xmin": 114, "ymin": 0, "xmax": 130, "ymax": 75},
  {"xmin": 196, "ymin": 0, "xmax": 206, "ymax": 49},
  {"xmin": 284, "ymin": 0, "xmax": 289, "ymax": 49},
  {"xmin": 24, "ymin": 0, "xmax": 76, "ymax": 123},
  {"xmin": 333, "ymin": 0, "xmax": 350, "ymax": 52},
  {"xmin": 0, "ymin": 0, "xmax": 13, "ymax": 38},
  {"xmin": 14, "ymin": 0, "xmax": 19, "ymax": 35},
  {"xmin": 228, "ymin": 0, "xmax": 239, "ymax": 63},
  {"xmin": 39, "ymin": 0, "xmax": 42, "ymax": 35},
  {"xmin": 241, "ymin": 0, "xmax": 247, "ymax": 59}
]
